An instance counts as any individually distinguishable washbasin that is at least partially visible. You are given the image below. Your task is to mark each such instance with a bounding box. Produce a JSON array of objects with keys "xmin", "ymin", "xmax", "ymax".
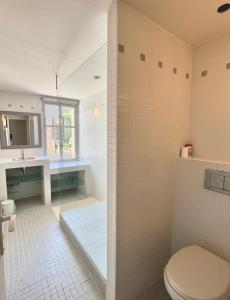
[{"xmin": 12, "ymin": 157, "xmax": 35, "ymax": 161}]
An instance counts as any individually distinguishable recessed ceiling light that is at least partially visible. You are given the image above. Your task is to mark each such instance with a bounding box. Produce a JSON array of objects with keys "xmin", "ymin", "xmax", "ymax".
[
  {"xmin": 217, "ymin": 3, "xmax": 230, "ymax": 13},
  {"xmin": 93, "ymin": 75, "xmax": 101, "ymax": 80}
]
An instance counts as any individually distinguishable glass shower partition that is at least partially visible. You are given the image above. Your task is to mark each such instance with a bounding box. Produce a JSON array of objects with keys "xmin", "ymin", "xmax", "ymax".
[{"xmin": 53, "ymin": 44, "xmax": 108, "ymax": 292}]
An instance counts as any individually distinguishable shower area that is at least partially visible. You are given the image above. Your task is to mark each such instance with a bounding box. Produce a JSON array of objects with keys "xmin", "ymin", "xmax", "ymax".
[{"xmin": 50, "ymin": 44, "xmax": 107, "ymax": 292}]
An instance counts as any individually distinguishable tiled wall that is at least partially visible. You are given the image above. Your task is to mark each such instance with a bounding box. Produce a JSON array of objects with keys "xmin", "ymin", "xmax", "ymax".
[
  {"xmin": 172, "ymin": 158, "xmax": 230, "ymax": 262},
  {"xmin": 0, "ymin": 256, "xmax": 6, "ymax": 300},
  {"xmin": 79, "ymin": 90, "xmax": 107, "ymax": 202},
  {"xmin": 115, "ymin": 2, "xmax": 193, "ymax": 299},
  {"xmin": 107, "ymin": 1, "xmax": 117, "ymax": 300},
  {"xmin": 190, "ymin": 33, "xmax": 230, "ymax": 161}
]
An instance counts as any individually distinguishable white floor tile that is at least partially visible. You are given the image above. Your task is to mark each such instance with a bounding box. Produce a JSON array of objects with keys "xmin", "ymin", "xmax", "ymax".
[{"xmin": 3, "ymin": 197, "xmax": 104, "ymax": 300}]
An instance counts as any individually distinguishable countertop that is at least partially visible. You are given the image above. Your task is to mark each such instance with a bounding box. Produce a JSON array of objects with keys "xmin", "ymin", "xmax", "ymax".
[
  {"xmin": 49, "ymin": 160, "xmax": 90, "ymax": 174},
  {"xmin": 0, "ymin": 157, "xmax": 90, "ymax": 174},
  {"xmin": 0, "ymin": 156, "xmax": 50, "ymax": 169}
]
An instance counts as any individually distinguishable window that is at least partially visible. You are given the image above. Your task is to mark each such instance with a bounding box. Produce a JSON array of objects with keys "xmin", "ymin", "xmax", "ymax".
[{"xmin": 43, "ymin": 101, "xmax": 78, "ymax": 161}]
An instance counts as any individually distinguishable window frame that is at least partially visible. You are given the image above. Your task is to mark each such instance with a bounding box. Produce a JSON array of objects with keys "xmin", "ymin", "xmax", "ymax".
[{"xmin": 43, "ymin": 100, "xmax": 79, "ymax": 162}]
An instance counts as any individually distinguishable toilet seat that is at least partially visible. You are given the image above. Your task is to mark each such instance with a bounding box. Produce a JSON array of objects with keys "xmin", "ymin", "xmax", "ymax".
[
  {"xmin": 164, "ymin": 270, "xmax": 229, "ymax": 300},
  {"xmin": 164, "ymin": 271, "xmax": 189, "ymax": 300},
  {"xmin": 164, "ymin": 245, "xmax": 230, "ymax": 300}
]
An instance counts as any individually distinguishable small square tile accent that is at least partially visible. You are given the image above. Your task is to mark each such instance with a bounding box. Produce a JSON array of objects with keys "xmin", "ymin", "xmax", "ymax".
[
  {"xmin": 201, "ymin": 70, "xmax": 207, "ymax": 77},
  {"xmin": 173, "ymin": 67, "xmax": 177, "ymax": 74},
  {"xmin": 158, "ymin": 61, "xmax": 163, "ymax": 68},
  {"xmin": 186, "ymin": 73, "xmax": 190, "ymax": 79},
  {"xmin": 118, "ymin": 44, "xmax": 125, "ymax": 53},
  {"xmin": 226, "ymin": 62, "xmax": 230, "ymax": 69},
  {"xmin": 140, "ymin": 53, "xmax": 146, "ymax": 62}
]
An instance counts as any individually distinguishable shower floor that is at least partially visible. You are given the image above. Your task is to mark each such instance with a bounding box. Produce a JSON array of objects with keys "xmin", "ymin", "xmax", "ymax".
[{"xmin": 60, "ymin": 200, "xmax": 107, "ymax": 292}]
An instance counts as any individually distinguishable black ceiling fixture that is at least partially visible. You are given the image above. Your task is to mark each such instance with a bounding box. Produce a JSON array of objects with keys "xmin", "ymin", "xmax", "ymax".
[{"xmin": 217, "ymin": 3, "xmax": 230, "ymax": 13}]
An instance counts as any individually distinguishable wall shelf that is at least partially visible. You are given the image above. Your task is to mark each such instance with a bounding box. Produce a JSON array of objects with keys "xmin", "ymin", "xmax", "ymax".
[{"xmin": 51, "ymin": 172, "xmax": 84, "ymax": 192}]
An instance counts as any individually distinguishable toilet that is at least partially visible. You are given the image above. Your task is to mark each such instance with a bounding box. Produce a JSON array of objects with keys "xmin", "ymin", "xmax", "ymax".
[{"xmin": 164, "ymin": 245, "xmax": 230, "ymax": 300}]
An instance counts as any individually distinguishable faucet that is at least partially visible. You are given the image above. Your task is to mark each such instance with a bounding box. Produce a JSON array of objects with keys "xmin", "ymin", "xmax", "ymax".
[
  {"xmin": 20, "ymin": 149, "xmax": 26, "ymax": 175},
  {"xmin": 22, "ymin": 167, "xmax": 26, "ymax": 175},
  {"xmin": 21, "ymin": 149, "xmax": 25, "ymax": 160}
]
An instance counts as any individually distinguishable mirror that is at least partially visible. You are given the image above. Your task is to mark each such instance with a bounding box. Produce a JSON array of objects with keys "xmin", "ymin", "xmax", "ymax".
[{"xmin": 0, "ymin": 111, "xmax": 42, "ymax": 149}]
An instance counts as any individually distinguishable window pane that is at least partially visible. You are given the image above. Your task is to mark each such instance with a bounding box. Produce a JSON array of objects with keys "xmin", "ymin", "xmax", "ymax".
[
  {"xmin": 45, "ymin": 104, "xmax": 60, "ymax": 126},
  {"xmin": 62, "ymin": 106, "xmax": 75, "ymax": 126},
  {"xmin": 62, "ymin": 128, "xmax": 75, "ymax": 160},
  {"xmin": 46, "ymin": 127, "xmax": 60, "ymax": 161}
]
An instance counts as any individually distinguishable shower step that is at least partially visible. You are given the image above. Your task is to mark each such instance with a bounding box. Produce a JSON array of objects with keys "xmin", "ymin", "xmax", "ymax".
[{"xmin": 59, "ymin": 201, "xmax": 107, "ymax": 295}]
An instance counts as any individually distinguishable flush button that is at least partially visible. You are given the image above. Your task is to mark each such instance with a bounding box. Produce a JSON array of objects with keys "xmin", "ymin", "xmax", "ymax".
[
  {"xmin": 224, "ymin": 176, "xmax": 230, "ymax": 191},
  {"xmin": 210, "ymin": 174, "xmax": 224, "ymax": 189},
  {"xmin": 204, "ymin": 169, "xmax": 230, "ymax": 195}
]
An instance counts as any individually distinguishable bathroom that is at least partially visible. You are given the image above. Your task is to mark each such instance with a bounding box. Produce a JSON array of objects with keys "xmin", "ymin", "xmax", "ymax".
[
  {"xmin": 1, "ymin": 1, "xmax": 230, "ymax": 300},
  {"xmin": 0, "ymin": 1, "xmax": 108, "ymax": 299},
  {"xmin": 0, "ymin": 46, "xmax": 108, "ymax": 294}
]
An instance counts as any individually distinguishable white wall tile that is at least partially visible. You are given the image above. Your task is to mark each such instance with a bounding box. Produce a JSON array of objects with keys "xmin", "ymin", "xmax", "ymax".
[
  {"xmin": 172, "ymin": 158, "xmax": 230, "ymax": 262},
  {"xmin": 79, "ymin": 90, "xmax": 107, "ymax": 202},
  {"xmin": 115, "ymin": 2, "xmax": 193, "ymax": 299},
  {"xmin": 190, "ymin": 33, "xmax": 230, "ymax": 161},
  {"xmin": 107, "ymin": 2, "xmax": 117, "ymax": 300}
]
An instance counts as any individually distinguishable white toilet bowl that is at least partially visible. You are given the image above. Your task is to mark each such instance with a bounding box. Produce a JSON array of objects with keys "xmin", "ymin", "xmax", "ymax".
[{"xmin": 164, "ymin": 245, "xmax": 230, "ymax": 300}]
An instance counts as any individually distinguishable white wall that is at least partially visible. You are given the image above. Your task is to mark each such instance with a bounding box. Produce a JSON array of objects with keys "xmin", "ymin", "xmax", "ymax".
[
  {"xmin": 0, "ymin": 90, "xmax": 44, "ymax": 159},
  {"xmin": 172, "ymin": 158, "xmax": 230, "ymax": 262},
  {"xmin": 79, "ymin": 90, "xmax": 107, "ymax": 202},
  {"xmin": 115, "ymin": 2, "xmax": 193, "ymax": 299},
  {"xmin": 190, "ymin": 33, "xmax": 230, "ymax": 161}
]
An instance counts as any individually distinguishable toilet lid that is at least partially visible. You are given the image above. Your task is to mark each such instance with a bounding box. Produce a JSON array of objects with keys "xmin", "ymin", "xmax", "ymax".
[{"xmin": 165, "ymin": 245, "xmax": 230, "ymax": 300}]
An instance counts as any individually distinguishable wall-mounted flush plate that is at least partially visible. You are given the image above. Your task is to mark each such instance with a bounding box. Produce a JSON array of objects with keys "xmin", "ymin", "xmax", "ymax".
[{"xmin": 204, "ymin": 169, "xmax": 230, "ymax": 195}]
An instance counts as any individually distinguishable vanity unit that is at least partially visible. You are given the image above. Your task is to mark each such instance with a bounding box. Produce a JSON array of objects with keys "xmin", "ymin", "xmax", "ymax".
[
  {"xmin": 0, "ymin": 158, "xmax": 90, "ymax": 204},
  {"xmin": 0, "ymin": 157, "xmax": 51, "ymax": 204},
  {"xmin": 0, "ymin": 109, "xmax": 90, "ymax": 204}
]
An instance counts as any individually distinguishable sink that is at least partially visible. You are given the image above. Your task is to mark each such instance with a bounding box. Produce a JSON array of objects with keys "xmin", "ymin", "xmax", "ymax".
[{"xmin": 12, "ymin": 157, "xmax": 35, "ymax": 161}]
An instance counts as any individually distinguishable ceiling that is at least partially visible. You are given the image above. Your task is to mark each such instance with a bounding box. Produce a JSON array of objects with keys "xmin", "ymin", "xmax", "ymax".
[
  {"xmin": 59, "ymin": 44, "xmax": 107, "ymax": 99},
  {"xmin": 125, "ymin": 0, "xmax": 230, "ymax": 47},
  {"xmin": 2, "ymin": 0, "xmax": 229, "ymax": 98},
  {"xmin": 0, "ymin": 0, "xmax": 111, "ymax": 98}
]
